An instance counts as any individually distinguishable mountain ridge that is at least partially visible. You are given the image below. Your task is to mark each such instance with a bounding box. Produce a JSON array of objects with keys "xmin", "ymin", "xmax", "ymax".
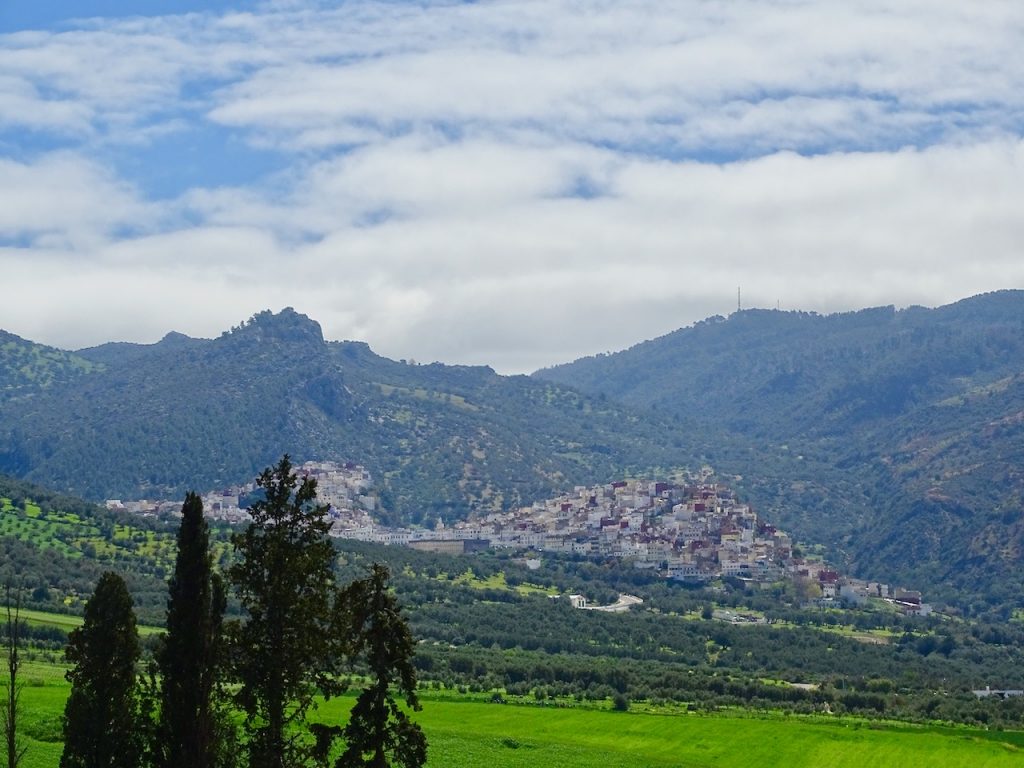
[
  {"xmin": 0, "ymin": 309, "xmax": 686, "ymax": 527},
  {"xmin": 3, "ymin": 292, "xmax": 1024, "ymax": 611},
  {"xmin": 535, "ymin": 289, "xmax": 1024, "ymax": 613}
]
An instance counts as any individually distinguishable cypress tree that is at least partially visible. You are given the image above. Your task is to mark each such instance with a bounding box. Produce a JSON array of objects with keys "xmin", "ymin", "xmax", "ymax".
[
  {"xmin": 156, "ymin": 492, "xmax": 228, "ymax": 768},
  {"xmin": 60, "ymin": 572, "xmax": 142, "ymax": 768},
  {"xmin": 228, "ymin": 455, "xmax": 337, "ymax": 768}
]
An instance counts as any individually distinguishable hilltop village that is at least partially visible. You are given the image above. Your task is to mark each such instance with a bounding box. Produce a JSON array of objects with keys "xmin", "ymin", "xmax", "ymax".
[
  {"xmin": 106, "ymin": 460, "xmax": 379, "ymax": 525},
  {"xmin": 107, "ymin": 460, "xmax": 931, "ymax": 616}
]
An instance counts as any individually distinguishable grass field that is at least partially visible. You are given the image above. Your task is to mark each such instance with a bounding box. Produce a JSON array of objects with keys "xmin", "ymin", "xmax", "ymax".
[
  {"xmin": 12, "ymin": 668, "xmax": 1024, "ymax": 768},
  {"xmin": 401, "ymin": 703, "xmax": 1024, "ymax": 767},
  {"xmin": 19, "ymin": 607, "xmax": 163, "ymax": 637}
]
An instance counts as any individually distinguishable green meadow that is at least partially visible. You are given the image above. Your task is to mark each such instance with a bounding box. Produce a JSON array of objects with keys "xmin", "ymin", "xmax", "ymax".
[
  {"xmin": 395, "ymin": 702, "xmax": 1024, "ymax": 768},
  {"xmin": 19, "ymin": 607, "xmax": 162, "ymax": 637},
  {"xmin": 11, "ymin": 668, "xmax": 1023, "ymax": 768}
]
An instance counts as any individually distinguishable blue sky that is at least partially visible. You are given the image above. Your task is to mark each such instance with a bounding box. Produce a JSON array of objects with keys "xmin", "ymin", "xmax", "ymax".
[
  {"xmin": 0, "ymin": 1, "xmax": 264, "ymax": 32},
  {"xmin": 1, "ymin": 0, "xmax": 1023, "ymax": 372}
]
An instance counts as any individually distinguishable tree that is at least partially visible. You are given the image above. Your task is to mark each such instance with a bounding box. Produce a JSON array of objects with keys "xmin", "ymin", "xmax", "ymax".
[
  {"xmin": 228, "ymin": 456, "xmax": 337, "ymax": 768},
  {"xmin": 3, "ymin": 580, "xmax": 27, "ymax": 768},
  {"xmin": 60, "ymin": 572, "xmax": 142, "ymax": 768},
  {"xmin": 334, "ymin": 564, "xmax": 426, "ymax": 768},
  {"xmin": 156, "ymin": 492, "xmax": 229, "ymax": 768}
]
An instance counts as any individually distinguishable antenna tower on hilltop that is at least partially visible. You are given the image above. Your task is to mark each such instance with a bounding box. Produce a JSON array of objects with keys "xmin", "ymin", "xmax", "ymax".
[{"xmin": 737, "ymin": 286, "xmax": 741, "ymax": 312}]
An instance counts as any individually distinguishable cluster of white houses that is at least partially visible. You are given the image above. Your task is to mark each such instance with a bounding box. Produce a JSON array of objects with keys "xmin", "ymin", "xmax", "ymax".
[
  {"xmin": 107, "ymin": 460, "xmax": 379, "ymax": 527},
  {"xmin": 335, "ymin": 474, "xmax": 930, "ymax": 615},
  {"xmin": 109, "ymin": 461, "xmax": 930, "ymax": 615}
]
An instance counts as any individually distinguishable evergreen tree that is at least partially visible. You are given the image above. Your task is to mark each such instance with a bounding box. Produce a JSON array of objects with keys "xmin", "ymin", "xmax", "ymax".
[
  {"xmin": 228, "ymin": 456, "xmax": 337, "ymax": 768},
  {"xmin": 335, "ymin": 564, "xmax": 426, "ymax": 768},
  {"xmin": 60, "ymin": 572, "xmax": 142, "ymax": 768},
  {"xmin": 156, "ymin": 492, "xmax": 228, "ymax": 768}
]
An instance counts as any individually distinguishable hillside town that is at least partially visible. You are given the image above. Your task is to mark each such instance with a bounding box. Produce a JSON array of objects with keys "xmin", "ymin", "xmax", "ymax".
[
  {"xmin": 105, "ymin": 460, "xmax": 378, "ymax": 526},
  {"xmin": 107, "ymin": 460, "xmax": 930, "ymax": 616}
]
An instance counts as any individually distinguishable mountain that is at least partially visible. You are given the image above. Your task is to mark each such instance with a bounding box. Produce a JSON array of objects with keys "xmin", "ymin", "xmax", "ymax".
[
  {"xmin": 75, "ymin": 330, "xmax": 205, "ymax": 367},
  {"xmin": 5, "ymin": 294, "xmax": 1024, "ymax": 612},
  {"xmin": 0, "ymin": 309, "xmax": 685, "ymax": 526},
  {"xmin": 0, "ymin": 330, "xmax": 102, "ymax": 402},
  {"xmin": 535, "ymin": 290, "xmax": 1024, "ymax": 614}
]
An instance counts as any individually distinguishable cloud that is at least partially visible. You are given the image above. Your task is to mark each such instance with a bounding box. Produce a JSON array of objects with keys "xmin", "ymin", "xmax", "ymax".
[
  {"xmin": 7, "ymin": 1, "xmax": 1024, "ymax": 152},
  {"xmin": 1, "ymin": 1, "xmax": 1023, "ymax": 372},
  {"xmin": 172, "ymin": 136, "xmax": 1024, "ymax": 372},
  {"xmin": 3, "ymin": 137, "xmax": 1024, "ymax": 371},
  {"xmin": 0, "ymin": 153, "xmax": 155, "ymax": 248},
  {"xmin": 203, "ymin": 0, "xmax": 1024, "ymax": 154}
]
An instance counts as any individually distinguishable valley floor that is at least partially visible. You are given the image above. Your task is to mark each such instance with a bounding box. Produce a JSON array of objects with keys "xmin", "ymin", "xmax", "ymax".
[{"xmin": 15, "ymin": 661, "xmax": 1024, "ymax": 768}]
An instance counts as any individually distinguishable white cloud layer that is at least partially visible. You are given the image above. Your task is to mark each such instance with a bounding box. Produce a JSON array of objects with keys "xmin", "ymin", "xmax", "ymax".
[{"xmin": 1, "ymin": 1, "xmax": 1023, "ymax": 372}]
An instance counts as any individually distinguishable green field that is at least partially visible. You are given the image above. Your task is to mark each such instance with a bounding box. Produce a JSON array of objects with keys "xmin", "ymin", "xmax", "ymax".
[
  {"xmin": 406, "ymin": 704, "xmax": 1024, "ymax": 767},
  {"xmin": 12, "ymin": 670, "xmax": 1024, "ymax": 768},
  {"xmin": 0, "ymin": 494, "xmax": 179, "ymax": 575},
  {"xmin": 19, "ymin": 607, "xmax": 163, "ymax": 637}
]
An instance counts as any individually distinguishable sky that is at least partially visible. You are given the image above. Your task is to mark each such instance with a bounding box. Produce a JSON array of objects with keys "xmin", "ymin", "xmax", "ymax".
[{"xmin": 1, "ymin": 0, "xmax": 1023, "ymax": 373}]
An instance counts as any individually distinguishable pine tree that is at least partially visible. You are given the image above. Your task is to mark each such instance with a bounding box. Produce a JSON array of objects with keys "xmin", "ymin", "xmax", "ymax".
[
  {"xmin": 228, "ymin": 456, "xmax": 337, "ymax": 768},
  {"xmin": 335, "ymin": 564, "xmax": 426, "ymax": 768},
  {"xmin": 60, "ymin": 572, "xmax": 142, "ymax": 768},
  {"xmin": 156, "ymin": 492, "xmax": 228, "ymax": 768}
]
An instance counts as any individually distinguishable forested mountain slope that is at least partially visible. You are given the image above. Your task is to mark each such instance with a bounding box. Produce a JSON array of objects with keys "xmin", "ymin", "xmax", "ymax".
[
  {"xmin": 536, "ymin": 291, "xmax": 1024, "ymax": 613},
  {"xmin": 0, "ymin": 330, "xmax": 102, "ymax": 402},
  {"xmin": 5, "ymin": 293, "xmax": 1023, "ymax": 611},
  {"xmin": 0, "ymin": 309, "xmax": 685, "ymax": 525}
]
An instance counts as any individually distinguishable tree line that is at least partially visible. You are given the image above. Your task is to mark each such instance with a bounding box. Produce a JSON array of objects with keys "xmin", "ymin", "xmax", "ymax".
[
  {"xmin": 9, "ymin": 456, "xmax": 425, "ymax": 768},
  {"xmin": 328, "ymin": 543, "xmax": 1024, "ymax": 728}
]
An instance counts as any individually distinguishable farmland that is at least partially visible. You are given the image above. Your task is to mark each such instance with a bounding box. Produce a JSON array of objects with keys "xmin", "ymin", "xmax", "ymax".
[
  {"xmin": 407, "ymin": 703, "xmax": 1024, "ymax": 767},
  {"xmin": 13, "ymin": 666, "xmax": 1024, "ymax": 768},
  {"xmin": 19, "ymin": 606, "xmax": 162, "ymax": 637},
  {"xmin": 4, "ymin": 478, "xmax": 1024, "ymax": 758},
  {"xmin": 0, "ymin": 494, "xmax": 233, "ymax": 581},
  {"xmin": 0, "ymin": 486, "xmax": 223, "ymax": 623}
]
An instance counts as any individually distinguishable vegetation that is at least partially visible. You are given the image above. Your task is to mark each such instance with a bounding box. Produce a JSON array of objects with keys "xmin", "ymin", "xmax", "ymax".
[
  {"xmin": 60, "ymin": 573, "xmax": 142, "ymax": 768},
  {"xmin": 327, "ymin": 542, "xmax": 1024, "ymax": 730},
  {"xmin": 0, "ymin": 474, "xmax": 194, "ymax": 625},
  {"xmin": 3, "ymin": 469, "xmax": 1023, "ymax": 733},
  {"xmin": 333, "ymin": 564, "xmax": 426, "ymax": 768},
  {"xmin": 155, "ymin": 493, "xmax": 228, "ymax": 768},
  {"xmin": 3, "ymin": 516, "xmax": 1024, "ymax": 765},
  {"xmin": 9, "ymin": 679, "xmax": 1024, "ymax": 768},
  {"xmin": 36, "ymin": 459, "xmax": 426, "ymax": 768},
  {"xmin": 5, "ymin": 295, "xmax": 1024, "ymax": 611},
  {"xmin": 228, "ymin": 456, "xmax": 339, "ymax": 768},
  {"xmin": 3, "ymin": 581, "xmax": 27, "ymax": 768},
  {"xmin": 0, "ymin": 332, "xmax": 100, "ymax": 405},
  {"xmin": 0, "ymin": 309, "xmax": 680, "ymax": 525},
  {"xmin": 537, "ymin": 291, "xmax": 1024, "ymax": 614},
  {"xmin": 377, "ymin": 699, "xmax": 1024, "ymax": 768}
]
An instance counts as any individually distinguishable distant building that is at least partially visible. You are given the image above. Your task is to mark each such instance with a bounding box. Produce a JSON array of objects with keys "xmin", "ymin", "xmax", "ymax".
[
  {"xmin": 973, "ymin": 687, "xmax": 1024, "ymax": 700},
  {"xmin": 407, "ymin": 538, "xmax": 490, "ymax": 555}
]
